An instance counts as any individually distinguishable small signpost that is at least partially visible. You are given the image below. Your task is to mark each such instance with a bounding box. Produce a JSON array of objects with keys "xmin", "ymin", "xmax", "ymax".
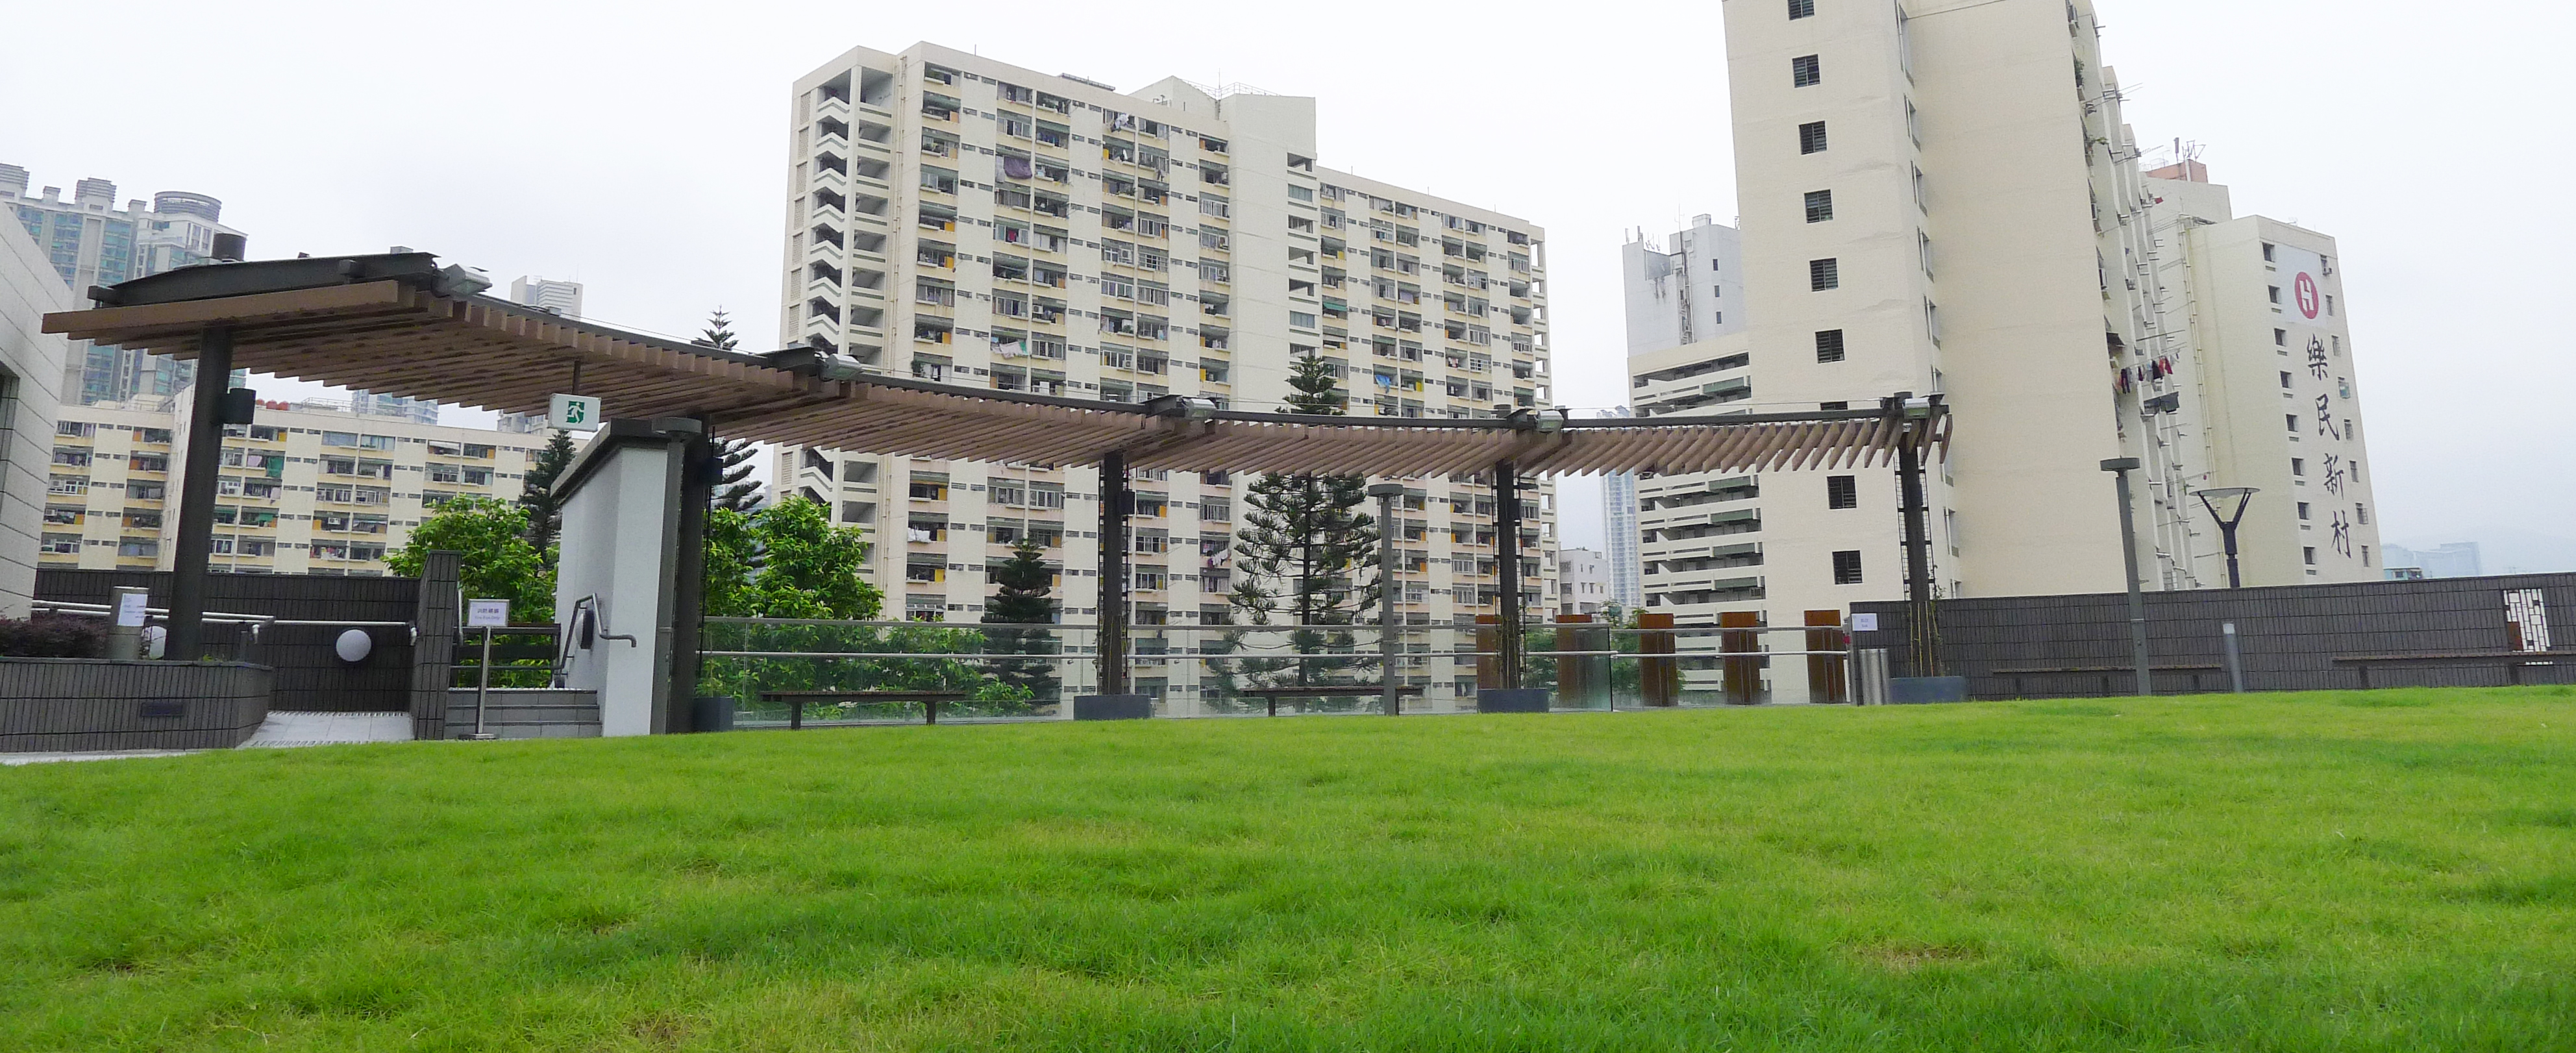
[
  {"xmin": 549, "ymin": 393, "xmax": 602, "ymax": 432},
  {"xmin": 465, "ymin": 599, "xmax": 510, "ymax": 739},
  {"xmin": 106, "ymin": 586, "xmax": 149, "ymax": 660}
]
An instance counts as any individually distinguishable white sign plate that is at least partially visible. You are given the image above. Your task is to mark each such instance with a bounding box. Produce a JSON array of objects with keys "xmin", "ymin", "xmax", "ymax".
[
  {"xmin": 1851, "ymin": 613, "xmax": 1879, "ymax": 632},
  {"xmin": 465, "ymin": 599, "xmax": 512, "ymax": 628},
  {"xmin": 549, "ymin": 393, "xmax": 603, "ymax": 432},
  {"xmin": 114, "ymin": 591, "xmax": 150, "ymax": 628}
]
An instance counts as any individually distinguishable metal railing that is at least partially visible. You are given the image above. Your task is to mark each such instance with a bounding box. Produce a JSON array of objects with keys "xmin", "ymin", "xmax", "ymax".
[{"xmin": 697, "ymin": 617, "xmax": 1878, "ymax": 725}]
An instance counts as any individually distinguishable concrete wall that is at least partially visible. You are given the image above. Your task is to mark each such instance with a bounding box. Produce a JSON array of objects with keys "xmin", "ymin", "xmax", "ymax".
[
  {"xmin": 1855, "ymin": 573, "xmax": 2576, "ymax": 699},
  {"xmin": 0, "ymin": 208, "xmax": 69, "ymax": 616},
  {"xmin": 36, "ymin": 568, "xmax": 422, "ymax": 712},
  {"xmin": 0, "ymin": 659, "xmax": 270, "ymax": 752}
]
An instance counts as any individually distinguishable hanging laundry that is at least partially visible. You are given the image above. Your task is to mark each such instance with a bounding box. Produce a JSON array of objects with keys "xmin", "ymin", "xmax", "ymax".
[{"xmin": 1004, "ymin": 156, "xmax": 1034, "ymax": 180}]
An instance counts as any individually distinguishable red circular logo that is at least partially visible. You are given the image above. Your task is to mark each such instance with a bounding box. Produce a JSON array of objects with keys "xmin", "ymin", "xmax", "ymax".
[{"xmin": 2294, "ymin": 273, "xmax": 2321, "ymax": 319}]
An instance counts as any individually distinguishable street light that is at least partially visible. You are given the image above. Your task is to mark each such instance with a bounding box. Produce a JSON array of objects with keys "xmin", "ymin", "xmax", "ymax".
[
  {"xmin": 2192, "ymin": 486, "xmax": 2260, "ymax": 589},
  {"xmin": 2101, "ymin": 458, "xmax": 2151, "ymax": 697}
]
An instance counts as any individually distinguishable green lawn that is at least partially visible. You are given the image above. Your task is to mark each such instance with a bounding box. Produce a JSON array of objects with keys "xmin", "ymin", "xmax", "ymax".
[{"xmin": 3, "ymin": 688, "xmax": 2573, "ymax": 1052}]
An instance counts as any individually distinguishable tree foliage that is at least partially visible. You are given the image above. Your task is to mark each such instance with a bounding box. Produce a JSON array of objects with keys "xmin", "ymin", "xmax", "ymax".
[
  {"xmin": 517, "ymin": 429, "xmax": 578, "ymax": 565},
  {"xmin": 690, "ymin": 309, "xmax": 765, "ymax": 514},
  {"xmin": 388, "ymin": 497, "xmax": 554, "ymax": 623},
  {"xmin": 980, "ymin": 538, "xmax": 1060, "ymax": 700},
  {"xmin": 702, "ymin": 495, "xmax": 882, "ymax": 620},
  {"xmin": 1226, "ymin": 355, "xmax": 1380, "ymax": 692}
]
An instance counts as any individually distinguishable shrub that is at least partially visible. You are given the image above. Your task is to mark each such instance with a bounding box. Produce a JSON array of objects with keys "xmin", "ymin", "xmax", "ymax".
[{"xmin": 0, "ymin": 614, "xmax": 106, "ymax": 658}]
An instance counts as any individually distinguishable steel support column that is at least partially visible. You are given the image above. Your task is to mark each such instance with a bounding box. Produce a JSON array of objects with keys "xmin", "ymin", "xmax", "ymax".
[
  {"xmin": 1492, "ymin": 458, "xmax": 1523, "ymax": 690},
  {"xmin": 1896, "ymin": 416, "xmax": 1940, "ymax": 678},
  {"xmin": 166, "ymin": 327, "xmax": 233, "ymax": 661},
  {"xmin": 1096, "ymin": 450, "xmax": 1131, "ymax": 696},
  {"xmin": 1369, "ymin": 482, "xmax": 1404, "ymax": 714}
]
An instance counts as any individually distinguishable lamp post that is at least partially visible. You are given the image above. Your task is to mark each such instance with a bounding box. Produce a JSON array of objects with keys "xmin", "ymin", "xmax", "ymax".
[
  {"xmin": 2101, "ymin": 458, "xmax": 2152, "ymax": 697},
  {"xmin": 2192, "ymin": 486, "xmax": 2259, "ymax": 589}
]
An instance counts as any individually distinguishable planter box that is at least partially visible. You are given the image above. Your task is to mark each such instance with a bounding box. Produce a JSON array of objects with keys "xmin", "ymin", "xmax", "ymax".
[
  {"xmin": 1475, "ymin": 688, "xmax": 1552, "ymax": 713},
  {"xmin": 1072, "ymin": 693, "xmax": 1154, "ymax": 721},
  {"xmin": 0, "ymin": 658, "xmax": 273, "ymax": 752},
  {"xmin": 1888, "ymin": 676, "xmax": 1969, "ymax": 704}
]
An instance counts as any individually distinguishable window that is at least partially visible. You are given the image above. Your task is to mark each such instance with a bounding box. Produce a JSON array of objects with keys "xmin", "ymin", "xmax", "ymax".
[
  {"xmin": 2303, "ymin": 547, "xmax": 2318, "ymax": 566},
  {"xmin": 2279, "ymin": 371, "xmax": 2294, "ymax": 389},
  {"xmin": 2286, "ymin": 414, "xmax": 2300, "ymax": 433},
  {"xmin": 1827, "ymin": 475, "xmax": 1857, "ymax": 510},
  {"xmin": 1809, "ymin": 258, "xmax": 1839, "ymax": 291},
  {"xmin": 2275, "ymin": 328, "xmax": 2287, "ymax": 347},
  {"xmin": 1832, "ymin": 550, "xmax": 1864, "ymax": 584},
  {"xmin": 1805, "ymin": 189, "xmax": 1834, "ymax": 223},
  {"xmin": 1792, "ymin": 55, "xmax": 1822, "ymax": 87},
  {"xmin": 322, "ymin": 430, "xmax": 359, "ymax": 447},
  {"xmin": 1816, "ymin": 329, "xmax": 1846, "ymax": 363},
  {"xmin": 2261, "ymin": 242, "xmax": 2276, "ymax": 262},
  {"xmin": 1789, "ymin": 0, "xmax": 1814, "ymax": 17},
  {"xmin": 1799, "ymin": 121, "xmax": 1828, "ymax": 155},
  {"xmin": 2291, "ymin": 458, "xmax": 2306, "ymax": 477},
  {"xmin": 2355, "ymin": 502, "xmax": 2370, "ymax": 526},
  {"xmin": 2267, "ymin": 286, "xmax": 2281, "ymax": 304},
  {"xmin": 2297, "ymin": 501, "xmax": 2311, "ymax": 521}
]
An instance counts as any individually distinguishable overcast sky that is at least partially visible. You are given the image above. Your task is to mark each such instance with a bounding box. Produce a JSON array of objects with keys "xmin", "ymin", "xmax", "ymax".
[{"xmin": 6, "ymin": 0, "xmax": 2568, "ymax": 565}]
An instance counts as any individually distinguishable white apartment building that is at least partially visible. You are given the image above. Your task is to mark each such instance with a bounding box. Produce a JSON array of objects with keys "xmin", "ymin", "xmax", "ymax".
[
  {"xmin": 43, "ymin": 399, "xmax": 539, "ymax": 576},
  {"xmin": 773, "ymin": 43, "xmax": 1555, "ymax": 705},
  {"xmin": 1614, "ymin": 0, "xmax": 2384, "ymax": 656},
  {"xmin": 2135, "ymin": 160, "xmax": 2382, "ymax": 586},
  {"xmin": 1555, "ymin": 547, "xmax": 1611, "ymax": 616},
  {"xmin": 510, "ymin": 275, "xmax": 584, "ymax": 318}
]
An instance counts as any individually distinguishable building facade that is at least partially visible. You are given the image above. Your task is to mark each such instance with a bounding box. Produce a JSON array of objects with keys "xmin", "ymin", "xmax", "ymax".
[
  {"xmin": 1555, "ymin": 547, "xmax": 1611, "ymax": 616},
  {"xmin": 43, "ymin": 399, "xmax": 540, "ymax": 576},
  {"xmin": 773, "ymin": 43, "xmax": 1555, "ymax": 706},
  {"xmin": 0, "ymin": 209, "xmax": 70, "ymax": 614},
  {"xmin": 2, "ymin": 166, "xmax": 242, "ymax": 406},
  {"xmin": 1610, "ymin": 0, "xmax": 2385, "ymax": 684}
]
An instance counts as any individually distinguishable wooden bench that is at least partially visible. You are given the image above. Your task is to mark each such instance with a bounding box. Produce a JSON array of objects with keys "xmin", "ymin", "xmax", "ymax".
[
  {"xmin": 2331, "ymin": 651, "xmax": 2576, "ymax": 688},
  {"xmin": 1237, "ymin": 685, "xmax": 1425, "ymax": 717},
  {"xmin": 760, "ymin": 689, "xmax": 972, "ymax": 728},
  {"xmin": 1991, "ymin": 664, "xmax": 2222, "ymax": 697}
]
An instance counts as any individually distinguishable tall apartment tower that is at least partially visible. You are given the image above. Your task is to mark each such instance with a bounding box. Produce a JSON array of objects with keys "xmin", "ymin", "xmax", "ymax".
[
  {"xmin": 2, "ymin": 167, "xmax": 243, "ymax": 406},
  {"xmin": 774, "ymin": 43, "xmax": 1554, "ymax": 700},
  {"xmin": 1615, "ymin": 0, "xmax": 2381, "ymax": 641}
]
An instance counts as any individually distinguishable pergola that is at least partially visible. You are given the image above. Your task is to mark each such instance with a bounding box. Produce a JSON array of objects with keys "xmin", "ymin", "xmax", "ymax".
[{"xmin": 47, "ymin": 253, "xmax": 1951, "ymax": 702}]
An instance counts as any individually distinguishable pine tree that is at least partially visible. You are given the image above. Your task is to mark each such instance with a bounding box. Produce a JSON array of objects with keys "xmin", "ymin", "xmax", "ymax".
[
  {"xmin": 1230, "ymin": 354, "xmax": 1380, "ymax": 691},
  {"xmin": 980, "ymin": 538, "xmax": 1060, "ymax": 701},
  {"xmin": 517, "ymin": 428, "xmax": 578, "ymax": 566},
  {"xmin": 690, "ymin": 308, "xmax": 764, "ymax": 512}
]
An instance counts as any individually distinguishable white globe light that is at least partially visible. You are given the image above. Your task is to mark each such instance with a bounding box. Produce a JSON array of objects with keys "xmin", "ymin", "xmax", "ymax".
[{"xmin": 335, "ymin": 628, "xmax": 374, "ymax": 663}]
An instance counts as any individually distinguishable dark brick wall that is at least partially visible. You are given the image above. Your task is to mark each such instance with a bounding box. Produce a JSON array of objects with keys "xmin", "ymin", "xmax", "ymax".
[
  {"xmin": 1853, "ymin": 573, "xmax": 2576, "ymax": 699},
  {"xmin": 36, "ymin": 570, "xmax": 421, "ymax": 713},
  {"xmin": 0, "ymin": 660, "xmax": 271, "ymax": 751}
]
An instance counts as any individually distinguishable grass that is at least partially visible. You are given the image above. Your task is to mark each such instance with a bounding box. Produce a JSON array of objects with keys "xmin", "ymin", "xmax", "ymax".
[{"xmin": 3, "ymin": 687, "xmax": 2573, "ymax": 1052}]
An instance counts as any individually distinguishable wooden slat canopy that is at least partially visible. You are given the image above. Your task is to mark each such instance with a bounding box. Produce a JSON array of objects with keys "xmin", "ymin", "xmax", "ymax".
[{"xmin": 45, "ymin": 268, "xmax": 1947, "ymax": 478}]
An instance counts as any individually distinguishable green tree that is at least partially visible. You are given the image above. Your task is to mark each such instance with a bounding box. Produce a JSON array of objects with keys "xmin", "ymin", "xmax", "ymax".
[
  {"xmin": 388, "ymin": 497, "xmax": 554, "ymax": 623},
  {"xmin": 695, "ymin": 496, "xmax": 1028, "ymax": 719},
  {"xmin": 981, "ymin": 538, "xmax": 1060, "ymax": 700},
  {"xmin": 1229, "ymin": 354, "xmax": 1380, "ymax": 693},
  {"xmin": 689, "ymin": 309, "xmax": 765, "ymax": 513},
  {"xmin": 517, "ymin": 428, "xmax": 578, "ymax": 564}
]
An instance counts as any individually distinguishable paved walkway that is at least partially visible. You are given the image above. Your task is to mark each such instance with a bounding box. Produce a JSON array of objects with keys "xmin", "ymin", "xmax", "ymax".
[
  {"xmin": 243, "ymin": 711, "xmax": 414, "ymax": 748},
  {"xmin": 3, "ymin": 711, "xmax": 414, "ymax": 766}
]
